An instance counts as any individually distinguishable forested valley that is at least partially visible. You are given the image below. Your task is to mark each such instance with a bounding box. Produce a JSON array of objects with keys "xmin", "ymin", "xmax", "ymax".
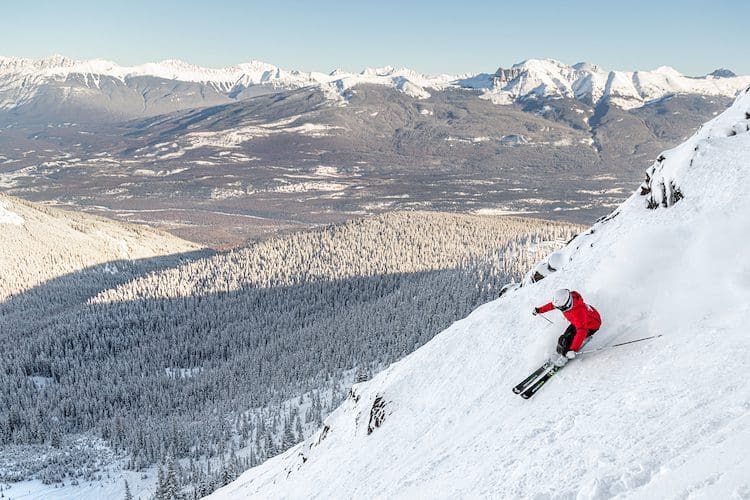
[{"xmin": 0, "ymin": 210, "xmax": 582, "ymax": 498}]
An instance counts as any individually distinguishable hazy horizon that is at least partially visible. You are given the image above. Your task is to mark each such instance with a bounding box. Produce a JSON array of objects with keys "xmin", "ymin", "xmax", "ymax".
[
  {"xmin": 1, "ymin": 0, "xmax": 747, "ymax": 76},
  {"xmin": 0, "ymin": 52, "xmax": 743, "ymax": 79}
]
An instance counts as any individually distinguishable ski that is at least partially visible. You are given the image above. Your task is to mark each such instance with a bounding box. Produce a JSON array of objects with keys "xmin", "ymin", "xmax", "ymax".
[
  {"xmin": 512, "ymin": 361, "xmax": 553, "ymax": 394},
  {"xmin": 520, "ymin": 363, "xmax": 563, "ymax": 399}
]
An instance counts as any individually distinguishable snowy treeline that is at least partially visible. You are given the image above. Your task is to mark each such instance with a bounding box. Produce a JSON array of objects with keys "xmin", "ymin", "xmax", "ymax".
[
  {"xmin": 0, "ymin": 211, "xmax": 581, "ymax": 496},
  {"xmin": 91, "ymin": 212, "xmax": 578, "ymax": 302}
]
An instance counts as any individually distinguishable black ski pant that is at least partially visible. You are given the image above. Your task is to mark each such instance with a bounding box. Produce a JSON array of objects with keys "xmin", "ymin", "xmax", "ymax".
[{"xmin": 557, "ymin": 324, "xmax": 598, "ymax": 354}]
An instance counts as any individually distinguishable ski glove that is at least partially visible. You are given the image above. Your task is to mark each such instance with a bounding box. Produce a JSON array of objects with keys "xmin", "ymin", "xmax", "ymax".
[
  {"xmin": 532, "ymin": 307, "xmax": 539, "ymax": 316},
  {"xmin": 565, "ymin": 350, "xmax": 576, "ymax": 360}
]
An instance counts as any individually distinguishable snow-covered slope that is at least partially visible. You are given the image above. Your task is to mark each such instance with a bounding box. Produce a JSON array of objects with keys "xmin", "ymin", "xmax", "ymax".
[
  {"xmin": 0, "ymin": 198, "xmax": 24, "ymax": 225},
  {"xmin": 0, "ymin": 194, "xmax": 201, "ymax": 300},
  {"xmin": 208, "ymin": 87, "xmax": 750, "ymax": 499}
]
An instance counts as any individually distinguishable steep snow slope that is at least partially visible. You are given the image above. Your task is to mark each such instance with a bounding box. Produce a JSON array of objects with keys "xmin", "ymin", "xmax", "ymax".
[{"xmin": 208, "ymin": 88, "xmax": 750, "ymax": 499}]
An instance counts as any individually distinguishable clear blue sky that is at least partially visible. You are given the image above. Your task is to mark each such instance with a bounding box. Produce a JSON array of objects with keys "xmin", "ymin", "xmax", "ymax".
[{"xmin": 1, "ymin": 0, "xmax": 747, "ymax": 75}]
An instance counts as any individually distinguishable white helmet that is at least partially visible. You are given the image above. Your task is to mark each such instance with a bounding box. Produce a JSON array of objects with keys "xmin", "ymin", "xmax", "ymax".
[{"xmin": 552, "ymin": 288, "xmax": 573, "ymax": 311}]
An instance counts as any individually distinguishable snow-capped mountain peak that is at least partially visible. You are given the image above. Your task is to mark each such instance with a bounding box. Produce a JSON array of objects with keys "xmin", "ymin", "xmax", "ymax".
[
  {"xmin": 488, "ymin": 58, "xmax": 750, "ymax": 109},
  {"xmin": 0, "ymin": 54, "xmax": 75, "ymax": 73},
  {"xmin": 572, "ymin": 61, "xmax": 602, "ymax": 72},
  {"xmin": 511, "ymin": 57, "xmax": 572, "ymax": 72},
  {"xmin": 652, "ymin": 65, "xmax": 682, "ymax": 76},
  {"xmin": 360, "ymin": 66, "xmax": 396, "ymax": 77}
]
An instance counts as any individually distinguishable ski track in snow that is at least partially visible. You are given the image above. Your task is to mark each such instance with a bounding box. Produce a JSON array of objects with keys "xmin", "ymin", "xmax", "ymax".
[{"xmin": 207, "ymin": 88, "xmax": 750, "ymax": 499}]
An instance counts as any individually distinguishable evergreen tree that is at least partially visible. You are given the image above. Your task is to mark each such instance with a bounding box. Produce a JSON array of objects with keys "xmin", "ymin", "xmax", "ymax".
[
  {"xmin": 163, "ymin": 458, "xmax": 179, "ymax": 500},
  {"xmin": 123, "ymin": 479, "xmax": 133, "ymax": 500},
  {"xmin": 295, "ymin": 414, "xmax": 303, "ymax": 442},
  {"xmin": 153, "ymin": 466, "xmax": 165, "ymax": 500},
  {"xmin": 281, "ymin": 418, "xmax": 296, "ymax": 450}
]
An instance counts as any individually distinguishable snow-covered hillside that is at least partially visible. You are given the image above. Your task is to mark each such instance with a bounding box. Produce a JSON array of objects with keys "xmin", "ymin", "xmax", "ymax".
[
  {"xmin": 0, "ymin": 199, "xmax": 24, "ymax": 225},
  {"xmin": 0, "ymin": 194, "xmax": 201, "ymax": 299},
  {"xmin": 1, "ymin": 55, "xmax": 748, "ymax": 113},
  {"xmin": 208, "ymin": 87, "xmax": 750, "ymax": 499}
]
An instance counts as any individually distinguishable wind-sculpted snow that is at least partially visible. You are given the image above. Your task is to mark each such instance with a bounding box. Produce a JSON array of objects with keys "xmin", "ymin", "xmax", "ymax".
[{"xmin": 208, "ymin": 88, "xmax": 750, "ymax": 499}]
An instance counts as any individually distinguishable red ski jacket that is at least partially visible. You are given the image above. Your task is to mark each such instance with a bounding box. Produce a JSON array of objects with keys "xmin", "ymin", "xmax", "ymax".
[{"xmin": 537, "ymin": 291, "xmax": 602, "ymax": 351}]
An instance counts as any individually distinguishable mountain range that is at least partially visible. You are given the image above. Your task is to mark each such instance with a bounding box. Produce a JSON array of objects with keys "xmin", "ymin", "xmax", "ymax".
[{"xmin": 1, "ymin": 56, "xmax": 748, "ymax": 119}]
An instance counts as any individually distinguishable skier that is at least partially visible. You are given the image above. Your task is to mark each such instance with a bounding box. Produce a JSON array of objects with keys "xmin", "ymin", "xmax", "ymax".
[{"xmin": 533, "ymin": 288, "xmax": 601, "ymax": 364}]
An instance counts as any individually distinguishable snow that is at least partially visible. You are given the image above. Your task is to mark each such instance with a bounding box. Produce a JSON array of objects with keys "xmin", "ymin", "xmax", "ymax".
[
  {"xmin": 486, "ymin": 58, "xmax": 750, "ymax": 110},
  {"xmin": 271, "ymin": 181, "xmax": 347, "ymax": 193},
  {"xmin": 552, "ymin": 138, "xmax": 572, "ymax": 147},
  {"xmin": 2, "ymin": 468, "xmax": 155, "ymax": 500},
  {"xmin": 0, "ymin": 200, "xmax": 24, "ymax": 225},
  {"xmin": 27, "ymin": 376, "xmax": 54, "ymax": 389},
  {"xmin": 132, "ymin": 168, "xmax": 188, "ymax": 176},
  {"xmin": 0, "ymin": 56, "xmax": 453, "ymax": 105},
  {"xmin": 499, "ymin": 134, "xmax": 529, "ymax": 145},
  {"xmin": 313, "ymin": 166, "xmax": 340, "ymax": 177},
  {"xmin": 4, "ymin": 56, "xmax": 746, "ymax": 110},
  {"xmin": 179, "ymin": 120, "xmax": 345, "ymax": 151},
  {"xmin": 164, "ymin": 367, "xmax": 203, "ymax": 379},
  {"xmin": 208, "ymin": 87, "xmax": 750, "ymax": 499}
]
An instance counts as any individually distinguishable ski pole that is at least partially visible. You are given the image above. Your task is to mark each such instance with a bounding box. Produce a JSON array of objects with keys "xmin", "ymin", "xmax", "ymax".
[
  {"xmin": 534, "ymin": 312, "xmax": 553, "ymax": 325},
  {"xmin": 578, "ymin": 334, "xmax": 663, "ymax": 355}
]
